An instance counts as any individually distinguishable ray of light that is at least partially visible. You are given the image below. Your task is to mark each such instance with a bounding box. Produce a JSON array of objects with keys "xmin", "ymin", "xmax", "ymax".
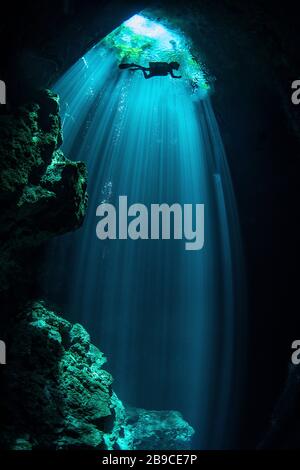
[{"xmin": 43, "ymin": 14, "xmax": 246, "ymax": 449}]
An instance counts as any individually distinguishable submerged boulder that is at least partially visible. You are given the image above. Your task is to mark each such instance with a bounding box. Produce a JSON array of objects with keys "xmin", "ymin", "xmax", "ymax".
[{"xmin": 119, "ymin": 407, "xmax": 195, "ymax": 450}]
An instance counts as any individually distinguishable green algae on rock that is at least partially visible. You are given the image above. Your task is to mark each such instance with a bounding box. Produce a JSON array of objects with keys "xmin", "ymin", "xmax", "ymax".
[{"xmin": 102, "ymin": 13, "xmax": 210, "ymax": 96}]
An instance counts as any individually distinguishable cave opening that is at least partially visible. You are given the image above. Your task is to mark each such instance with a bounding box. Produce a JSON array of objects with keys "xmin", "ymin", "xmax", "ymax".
[{"xmin": 42, "ymin": 12, "xmax": 246, "ymax": 449}]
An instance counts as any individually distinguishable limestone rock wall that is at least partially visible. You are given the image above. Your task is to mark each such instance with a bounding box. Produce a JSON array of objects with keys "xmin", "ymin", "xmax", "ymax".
[
  {"xmin": 0, "ymin": 301, "xmax": 194, "ymax": 450},
  {"xmin": 0, "ymin": 301, "xmax": 125, "ymax": 449},
  {"xmin": 0, "ymin": 89, "xmax": 87, "ymax": 291}
]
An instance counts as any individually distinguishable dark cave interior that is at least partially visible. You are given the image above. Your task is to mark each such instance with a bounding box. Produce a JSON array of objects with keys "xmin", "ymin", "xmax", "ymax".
[{"xmin": 0, "ymin": 0, "xmax": 300, "ymax": 449}]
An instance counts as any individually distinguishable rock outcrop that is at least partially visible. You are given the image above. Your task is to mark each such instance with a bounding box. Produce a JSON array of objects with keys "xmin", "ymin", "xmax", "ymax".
[
  {"xmin": 0, "ymin": 89, "xmax": 87, "ymax": 291},
  {"xmin": 0, "ymin": 301, "xmax": 125, "ymax": 449},
  {"xmin": 0, "ymin": 301, "xmax": 194, "ymax": 450}
]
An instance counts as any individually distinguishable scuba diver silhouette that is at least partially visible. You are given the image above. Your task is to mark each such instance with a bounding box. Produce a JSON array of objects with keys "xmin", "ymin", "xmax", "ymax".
[{"xmin": 119, "ymin": 61, "xmax": 182, "ymax": 79}]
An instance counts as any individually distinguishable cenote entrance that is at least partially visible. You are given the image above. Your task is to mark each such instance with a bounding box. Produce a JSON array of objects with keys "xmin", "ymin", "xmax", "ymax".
[{"xmin": 44, "ymin": 13, "xmax": 246, "ymax": 449}]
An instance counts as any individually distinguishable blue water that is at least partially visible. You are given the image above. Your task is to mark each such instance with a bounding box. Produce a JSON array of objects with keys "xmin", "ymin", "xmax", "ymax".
[{"xmin": 44, "ymin": 44, "xmax": 246, "ymax": 449}]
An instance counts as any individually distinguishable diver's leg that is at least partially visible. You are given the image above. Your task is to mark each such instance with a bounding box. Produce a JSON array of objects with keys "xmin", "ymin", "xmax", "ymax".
[
  {"xmin": 142, "ymin": 70, "xmax": 152, "ymax": 79},
  {"xmin": 131, "ymin": 66, "xmax": 149, "ymax": 75},
  {"xmin": 132, "ymin": 65, "xmax": 148, "ymax": 70}
]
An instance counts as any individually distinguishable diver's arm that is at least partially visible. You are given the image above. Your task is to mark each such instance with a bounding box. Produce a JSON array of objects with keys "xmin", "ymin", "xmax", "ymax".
[{"xmin": 170, "ymin": 71, "xmax": 182, "ymax": 78}]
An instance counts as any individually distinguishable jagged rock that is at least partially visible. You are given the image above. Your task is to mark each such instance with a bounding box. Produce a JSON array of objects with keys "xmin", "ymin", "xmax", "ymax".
[
  {"xmin": 0, "ymin": 301, "xmax": 124, "ymax": 449},
  {"xmin": 0, "ymin": 89, "xmax": 87, "ymax": 291},
  {"xmin": 0, "ymin": 301, "xmax": 195, "ymax": 451},
  {"xmin": 119, "ymin": 407, "xmax": 195, "ymax": 450}
]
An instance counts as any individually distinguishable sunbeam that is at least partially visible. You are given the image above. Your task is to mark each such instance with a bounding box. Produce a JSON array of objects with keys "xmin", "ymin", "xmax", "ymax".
[{"xmin": 43, "ymin": 13, "xmax": 246, "ymax": 449}]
